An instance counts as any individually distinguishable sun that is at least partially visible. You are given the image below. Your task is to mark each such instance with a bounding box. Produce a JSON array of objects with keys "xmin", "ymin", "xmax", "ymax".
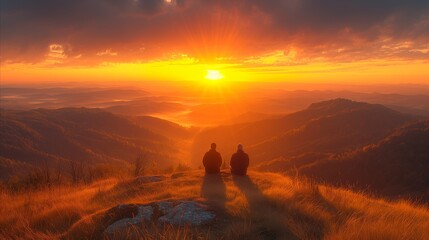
[{"xmin": 205, "ymin": 70, "xmax": 224, "ymax": 80}]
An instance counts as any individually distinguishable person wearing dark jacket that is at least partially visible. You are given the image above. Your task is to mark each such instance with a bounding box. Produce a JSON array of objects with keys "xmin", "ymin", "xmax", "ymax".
[
  {"xmin": 203, "ymin": 143, "xmax": 223, "ymax": 174},
  {"xmin": 230, "ymin": 144, "xmax": 249, "ymax": 175}
]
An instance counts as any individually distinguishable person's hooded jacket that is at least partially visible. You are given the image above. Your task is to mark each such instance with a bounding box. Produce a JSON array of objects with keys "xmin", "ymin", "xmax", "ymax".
[
  {"xmin": 230, "ymin": 150, "xmax": 249, "ymax": 175},
  {"xmin": 203, "ymin": 149, "xmax": 222, "ymax": 174}
]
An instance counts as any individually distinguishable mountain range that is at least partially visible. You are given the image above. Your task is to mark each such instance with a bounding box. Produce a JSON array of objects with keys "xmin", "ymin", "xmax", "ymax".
[
  {"xmin": 1, "ymin": 98, "xmax": 428, "ymax": 202},
  {"xmin": 192, "ymin": 99, "xmax": 416, "ymax": 164}
]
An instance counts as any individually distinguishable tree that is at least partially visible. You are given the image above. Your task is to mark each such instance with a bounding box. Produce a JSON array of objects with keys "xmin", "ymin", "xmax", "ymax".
[
  {"xmin": 70, "ymin": 160, "xmax": 84, "ymax": 184},
  {"xmin": 134, "ymin": 153, "xmax": 147, "ymax": 177}
]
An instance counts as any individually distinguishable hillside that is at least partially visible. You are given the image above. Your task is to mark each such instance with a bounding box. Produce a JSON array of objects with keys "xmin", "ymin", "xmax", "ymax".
[
  {"xmin": 1, "ymin": 170, "xmax": 428, "ymax": 239},
  {"xmin": 192, "ymin": 99, "xmax": 416, "ymax": 165},
  {"xmin": 0, "ymin": 108, "xmax": 191, "ymax": 180},
  {"xmin": 272, "ymin": 120, "xmax": 429, "ymax": 202}
]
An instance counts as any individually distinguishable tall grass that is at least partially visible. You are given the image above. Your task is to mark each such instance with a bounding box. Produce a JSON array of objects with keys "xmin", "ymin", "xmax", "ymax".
[{"xmin": 1, "ymin": 171, "xmax": 428, "ymax": 239}]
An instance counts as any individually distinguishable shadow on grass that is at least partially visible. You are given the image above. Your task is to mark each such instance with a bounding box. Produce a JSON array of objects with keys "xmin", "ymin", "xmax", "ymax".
[
  {"xmin": 201, "ymin": 173, "xmax": 227, "ymax": 213},
  {"xmin": 232, "ymin": 174, "xmax": 299, "ymax": 240}
]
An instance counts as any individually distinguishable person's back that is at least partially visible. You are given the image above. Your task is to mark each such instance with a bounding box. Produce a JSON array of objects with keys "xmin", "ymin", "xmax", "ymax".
[
  {"xmin": 203, "ymin": 143, "xmax": 223, "ymax": 174},
  {"xmin": 230, "ymin": 144, "xmax": 249, "ymax": 175}
]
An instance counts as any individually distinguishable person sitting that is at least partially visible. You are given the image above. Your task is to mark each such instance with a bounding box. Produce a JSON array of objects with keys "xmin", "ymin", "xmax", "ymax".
[
  {"xmin": 230, "ymin": 144, "xmax": 249, "ymax": 175},
  {"xmin": 203, "ymin": 143, "xmax": 223, "ymax": 174}
]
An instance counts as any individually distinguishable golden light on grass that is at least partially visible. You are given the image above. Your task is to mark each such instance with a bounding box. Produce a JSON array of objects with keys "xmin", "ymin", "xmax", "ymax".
[
  {"xmin": 2, "ymin": 171, "xmax": 429, "ymax": 239},
  {"xmin": 205, "ymin": 70, "xmax": 224, "ymax": 81}
]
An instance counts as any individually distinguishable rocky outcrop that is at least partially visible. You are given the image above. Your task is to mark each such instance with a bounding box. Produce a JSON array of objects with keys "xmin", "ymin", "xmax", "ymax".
[
  {"xmin": 157, "ymin": 201, "xmax": 174, "ymax": 215},
  {"xmin": 102, "ymin": 201, "xmax": 216, "ymax": 238},
  {"xmin": 158, "ymin": 201, "xmax": 215, "ymax": 226}
]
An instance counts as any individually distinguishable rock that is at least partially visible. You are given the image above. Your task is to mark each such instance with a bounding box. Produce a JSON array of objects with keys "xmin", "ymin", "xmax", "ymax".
[
  {"xmin": 158, "ymin": 201, "xmax": 215, "ymax": 226},
  {"xmin": 133, "ymin": 175, "xmax": 166, "ymax": 184},
  {"xmin": 103, "ymin": 206, "xmax": 153, "ymax": 236},
  {"xmin": 157, "ymin": 201, "xmax": 174, "ymax": 215},
  {"xmin": 102, "ymin": 200, "xmax": 215, "ymax": 237}
]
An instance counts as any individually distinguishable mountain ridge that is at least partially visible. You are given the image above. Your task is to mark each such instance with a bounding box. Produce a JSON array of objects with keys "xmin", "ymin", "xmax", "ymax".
[{"xmin": 192, "ymin": 98, "xmax": 417, "ymax": 165}]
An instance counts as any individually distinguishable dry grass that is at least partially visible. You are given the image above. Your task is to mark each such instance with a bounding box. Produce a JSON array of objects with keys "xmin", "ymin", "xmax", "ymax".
[{"xmin": 1, "ymin": 171, "xmax": 428, "ymax": 239}]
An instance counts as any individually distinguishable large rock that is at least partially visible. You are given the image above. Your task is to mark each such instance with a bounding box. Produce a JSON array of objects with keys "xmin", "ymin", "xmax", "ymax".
[
  {"xmin": 102, "ymin": 200, "xmax": 215, "ymax": 237},
  {"xmin": 158, "ymin": 201, "xmax": 216, "ymax": 226}
]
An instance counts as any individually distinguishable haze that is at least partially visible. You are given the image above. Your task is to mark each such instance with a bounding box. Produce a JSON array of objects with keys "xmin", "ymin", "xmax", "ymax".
[{"xmin": 1, "ymin": 1, "xmax": 429, "ymax": 239}]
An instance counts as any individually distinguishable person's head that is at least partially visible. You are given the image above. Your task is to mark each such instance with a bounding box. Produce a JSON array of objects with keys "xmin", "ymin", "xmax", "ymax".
[
  {"xmin": 237, "ymin": 144, "xmax": 243, "ymax": 151},
  {"xmin": 210, "ymin": 143, "xmax": 217, "ymax": 150}
]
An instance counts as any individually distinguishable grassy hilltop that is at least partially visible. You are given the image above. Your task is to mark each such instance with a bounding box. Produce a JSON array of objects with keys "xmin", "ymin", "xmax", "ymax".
[{"xmin": 1, "ymin": 170, "xmax": 428, "ymax": 239}]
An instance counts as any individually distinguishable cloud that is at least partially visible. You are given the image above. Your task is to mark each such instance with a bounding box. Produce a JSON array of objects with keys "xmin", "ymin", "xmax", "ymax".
[
  {"xmin": 96, "ymin": 49, "xmax": 118, "ymax": 57},
  {"xmin": 1, "ymin": 0, "xmax": 428, "ymax": 65}
]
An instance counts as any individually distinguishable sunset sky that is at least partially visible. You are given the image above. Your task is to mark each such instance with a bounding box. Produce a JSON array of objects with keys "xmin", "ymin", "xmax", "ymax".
[{"xmin": 1, "ymin": 0, "xmax": 428, "ymax": 84}]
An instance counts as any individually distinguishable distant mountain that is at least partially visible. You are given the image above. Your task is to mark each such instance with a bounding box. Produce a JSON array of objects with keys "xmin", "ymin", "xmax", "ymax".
[
  {"xmin": 0, "ymin": 108, "xmax": 191, "ymax": 180},
  {"xmin": 250, "ymin": 99, "xmax": 416, "ymax": 162},
  {"xmin": 192, "ymin": 99, "xmax": 416, "ymax": 165},
  {"xmin": 105, "ymin": 100, "xmax": 186, "ymax": 116},
  {"xmin": 129, "ymin": 115, "xmax": 195, "ymax": 140},
  {"xmin": 245, "ymin": 89, "xmax": 429, "ymax": 117},
  {"xmin": 0, "ymin": 87, "xmax": 188, "ymax": 117}
]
